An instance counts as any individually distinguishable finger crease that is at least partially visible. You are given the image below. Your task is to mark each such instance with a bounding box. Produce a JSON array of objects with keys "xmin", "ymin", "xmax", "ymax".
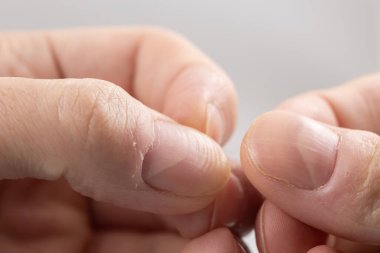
[{"xmin": 44, "ymin": 33, "xmax": 65, "ymax": 78}]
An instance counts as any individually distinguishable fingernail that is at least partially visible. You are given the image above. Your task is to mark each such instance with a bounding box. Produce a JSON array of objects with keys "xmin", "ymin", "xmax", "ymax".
[
  {"xmin": 247, "ymin": 112, "xmax": 339, "ymax": 190},
  {"xmin": 206, "ymin": 103, "xmax": 225, "ymax": 144},
  {"xmin": 142, "ymin": 120, "xmax": 230, "ymax": 196},
  {"xmin": 165, "ymin": 66, "xmax": 232, "ymax": 144}
]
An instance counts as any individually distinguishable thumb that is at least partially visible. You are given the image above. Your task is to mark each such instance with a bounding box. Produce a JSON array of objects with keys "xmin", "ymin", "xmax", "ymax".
[
  {"xmin": 241, "ymin": 110, "xmax": 380, "ymax": 244},
  {"xmin": 0, "ymin": 77, "xmax": 230, "ymax": 214}
]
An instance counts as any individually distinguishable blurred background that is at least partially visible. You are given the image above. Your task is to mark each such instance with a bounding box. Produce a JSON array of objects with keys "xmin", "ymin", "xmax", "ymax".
[{"xmin": 1, "ymin": 0, "xmax": 379, "ymax": 251}]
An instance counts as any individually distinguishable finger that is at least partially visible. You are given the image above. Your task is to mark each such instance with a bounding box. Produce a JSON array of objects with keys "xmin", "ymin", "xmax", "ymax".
[
  {"xmin": 0, "ymin": 77, "xmax": 230, "ymax": 214},
  {"xmin": 1, "ymin": 27, "xmax": 237, "ymax": 143},
  {"xmin": 91, "ymin": 201, "xmax": 165, "ymax": 232},
  {"xmin": 90, "ymin": 231, "xmax": 187, "ymax": 253},
  {"xmin": 255, "ymin": 201, "xmax": 327, "ymax": 253},
  {"xmin": 160, "ymin": 162, "xmax": 262, "ymax": 238},
  {"xmin": 307, "ymin": 245, "xmax": 343, "ymax": 253},
  {"xmin": 254, "ymin": 201, "xmax": 380, "ymax": 253},
  {"xmin": 181, "ymin": 228, "xmax": 247, "ymax": 253},
  {"xmin": 0, "ymin": 179, "xmax": 89, "ymax": 253},
  {"xmin": 241, "ymin": 110, "xmax": 380, "ymax": 244},
  {"xmin": 273, "ymin": 74, "xmax": 380, "ymax": 251},
  {"xmin": 92, "ymin": 161, "xmax": 262, "ymax": 239},
  {"xmin": 277, "ymin": 74, "xmax": 380, "ymax": 132},
  {"xmin": 91, "ymin": 228, "xmax": 246, "ymax": 253}
]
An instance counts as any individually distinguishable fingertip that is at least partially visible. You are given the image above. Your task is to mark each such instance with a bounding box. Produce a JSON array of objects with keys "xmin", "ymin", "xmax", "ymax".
[
  {"xmin": 256, "ymin": 201, "xmax": 327, "ymax": 253},
  {"xmin": 167, "ymin": 166, "xmax": 260, "ymax": 239},
  {"xmin": 141, "ymin": 121, "xmax": 231, "ymax": 197},
  {"xmin": 240, "ymin": 111, "xmax": 286, "ymax": 187},
  {"xmin": 163, "ymin": 65, "xmax": 237, "ymax": 144},
  {"xmin": 241, "ymin": 110, "xmax": 338, "ymax": 190}
]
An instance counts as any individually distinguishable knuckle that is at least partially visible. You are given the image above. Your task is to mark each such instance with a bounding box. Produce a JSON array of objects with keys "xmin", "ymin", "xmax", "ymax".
[
  {"xmin": 58, "ymin": 78, "xmax": 156, "ymax": 203},
  {"xmin": 79, "ymin": 79, "xmax": 128, "ymax": 146},
  {"xmin": 58, "ymin": 78, "xmax": 155, "ymax": 166},
  {"xmin": 57, "ymin": 79, "xmax": 129, "ymax": 148}
]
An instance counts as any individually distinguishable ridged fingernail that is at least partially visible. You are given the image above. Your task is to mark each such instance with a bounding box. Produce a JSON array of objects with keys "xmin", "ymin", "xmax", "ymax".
[
  {"xmin": 247, "ymin": 112, "xmax": 339, "ymax": 190},
  {"xmin": 142, "ymin": 120, "xmax": 230, "ymax": 196}
]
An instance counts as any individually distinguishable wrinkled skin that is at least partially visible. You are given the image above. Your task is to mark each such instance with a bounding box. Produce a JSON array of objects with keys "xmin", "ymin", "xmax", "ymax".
[{"xmin": 0, "ymin": 27, "xmax": 260, "ymax": 253}]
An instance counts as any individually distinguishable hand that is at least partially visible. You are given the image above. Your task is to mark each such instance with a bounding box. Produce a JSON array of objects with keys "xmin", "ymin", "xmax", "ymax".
[
  {"xmin": 0, "ymin": 27, "xmax": 260, "ymax": 252},
  {"xmin": 241, "ymin": 74, "xmax": 380, "ymax": 253}
]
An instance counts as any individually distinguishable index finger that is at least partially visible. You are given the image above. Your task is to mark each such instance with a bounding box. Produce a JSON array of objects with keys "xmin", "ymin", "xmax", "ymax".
[{"xmin": 0, "ymin": 27, "xmax": 237, "ymax": 144}]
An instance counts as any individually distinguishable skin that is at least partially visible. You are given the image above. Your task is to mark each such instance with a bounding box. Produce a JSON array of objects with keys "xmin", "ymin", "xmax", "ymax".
[
  {"xmin": 0, "ymin": 27, "xmax": 261, "ymax": 253},
  {"xmin": 6, "ymin": 26, "xmax": 380, "ymax": 253},
  {"xmin": 241, "ymin": 74, "xmax": 380, "ymax": 252}
]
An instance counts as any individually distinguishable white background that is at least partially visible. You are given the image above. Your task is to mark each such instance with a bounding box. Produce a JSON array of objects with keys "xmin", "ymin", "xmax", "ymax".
[{"xmin": 1, "ymin": 1, "xmax": 379, "ymax": 251}]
